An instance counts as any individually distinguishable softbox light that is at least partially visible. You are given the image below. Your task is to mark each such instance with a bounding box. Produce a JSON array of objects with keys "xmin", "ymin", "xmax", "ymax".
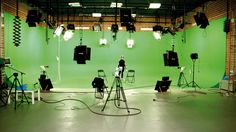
[{"xmin": 73, "ymin": 45, "xmax": 91, "ymax": 64}]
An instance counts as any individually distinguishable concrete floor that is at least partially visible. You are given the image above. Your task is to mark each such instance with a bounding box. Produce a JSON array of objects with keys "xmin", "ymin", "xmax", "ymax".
[{"xmin": 0, "ymin": 87, "xmax": 236, "ymax": 132}]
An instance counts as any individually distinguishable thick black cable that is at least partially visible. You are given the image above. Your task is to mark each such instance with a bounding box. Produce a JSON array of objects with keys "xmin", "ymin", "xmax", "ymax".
[{"xmin": 41, "ymin": 98, "xmax": 141, "ymax": 117}]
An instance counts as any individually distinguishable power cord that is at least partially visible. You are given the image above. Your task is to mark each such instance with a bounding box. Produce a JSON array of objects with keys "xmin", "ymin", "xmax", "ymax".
[{"xmin": 41, "ymin": 98, "xmax": 141, "ymax": 117}]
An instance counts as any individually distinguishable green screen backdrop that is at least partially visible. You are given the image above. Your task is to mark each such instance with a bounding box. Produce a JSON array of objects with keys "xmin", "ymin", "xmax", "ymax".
[{"xmin": 4, "ymin": 13, "xmax": 226, "ymax": 89}]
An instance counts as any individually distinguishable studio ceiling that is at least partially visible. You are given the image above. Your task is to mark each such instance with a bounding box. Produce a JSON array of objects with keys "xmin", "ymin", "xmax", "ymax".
[{"xmin": 26, "ymin": 0, "xmax": 212, "ymax": 18}]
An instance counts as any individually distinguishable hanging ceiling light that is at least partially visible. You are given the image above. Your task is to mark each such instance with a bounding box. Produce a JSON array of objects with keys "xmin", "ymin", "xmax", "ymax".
[
  {"xmin": 100, "ymin": 38, "xmax": 107, "ymax": 45},
  {"xmin": 127, "ymin": 39, "xmax": 134, "ymax": 48},
  {"xmin": 92, "ymin": 13, "xmax": 102, "ymax": 17},
  {"xmin": 68, "ymin": 2, "xmax": 81, "ymax": 7},
  {"xmin": 93, "ymin": 23, "xmax": 101, "ymax": 32},
  {"xmin": 149, "ymin": 3, "xmax": 161, "ymax": 9},
  {"xmin": 110, "ymin": 2, "xmax": 123, "ymax": 8}
]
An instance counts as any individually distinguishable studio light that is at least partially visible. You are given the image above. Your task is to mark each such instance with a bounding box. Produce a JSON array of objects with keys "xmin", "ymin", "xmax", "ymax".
[
  {"xmin": 92, "ymin": 13, "xmax": 102, "ymax": 17},
  {"xmin": 63, "ymin": 24, "xmax": 75, "ymax": 41},
  {"xmin": 153, "ymin": 25, "xmax": 163, "ymax": 32},
  {"xmin": 26, "ymin": 10, "xmax": 42, "ymax": 27},
  {"xmin": 149, "ymin": 3, "xmax": 161, "ymax": 9},
  {"xmin": 63, "ymin": 30, "xmax": 74, "ymax": 41},
  {"xmin": 54, "ymin": 24, "xmax": 65, "ymax": 37},
  {"xmin": 126, "ymin": 23, "xmax": 136, "ymax": 33},
  {"xmin": 153, "ymin": 25, "xmax": 163, "ymax": 40},
  {"xmin": 93, "ymin": 23, "xmax": 101, "ymax": 32},
  {"xmin": 193, "ymin": 12, "xmax": 209, "ymax": 29},
  {"xmin": 190, "ymin": 53, "xmax": 198, "ymax": 60},
  {"xmin": 111, "ymin": 24, "xmax": 118, "ymax": 40},
  {"xmin": 153, "ymin": 31, "xmax": 161, "ymax": 40},
  {"xmin": 67, "ymin": 24, "xmax": 75, "ymax": 30},
  {"xmin": 100, "ymin": 38, "xmax": 107, "ymax": 45},
  {"xmin": 110, "ymin": 2, "xmax": 123, "ymax": 8},
  {"xmin": 127, "ymin": 39, "xmax": 134, "ymax": 48},
  {"xmin": 111, "ymin": 24, "xmax": 118, "ymax": 33},
  {"xmin": 68, "ymin": 2, "xmax": 81, "ymax": 7}
]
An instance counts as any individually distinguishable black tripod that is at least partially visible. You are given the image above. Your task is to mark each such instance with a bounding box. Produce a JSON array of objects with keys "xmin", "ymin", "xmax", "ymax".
[
  {"xmin": 7, "ymin": 73, "xmax": 29, "ymax": 110},
  {"xmin": 101, "ymin": 76, "xmax": 130, "ymax": 113},
  {"xmin": 177, "ymin": 67, "xmax": 189, "ymax": 87},
  {"xmin": 187, "ymin": 59, "xmax": 200, "ymax": 90}
]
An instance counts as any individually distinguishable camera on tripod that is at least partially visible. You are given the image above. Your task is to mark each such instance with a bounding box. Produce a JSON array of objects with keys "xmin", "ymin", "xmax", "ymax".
[{"xmin": 13, "ymin": 73, "xmax": 18, "ymax": 77}]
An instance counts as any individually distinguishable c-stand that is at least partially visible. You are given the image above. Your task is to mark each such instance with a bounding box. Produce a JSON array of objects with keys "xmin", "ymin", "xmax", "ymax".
[
  {"xmin": 7, "ymin": 73, "xmax": 29, "ymax": 110},
  {"xmin": 101, "ymin": 76, "xmax": 130, "ymax": 113}
]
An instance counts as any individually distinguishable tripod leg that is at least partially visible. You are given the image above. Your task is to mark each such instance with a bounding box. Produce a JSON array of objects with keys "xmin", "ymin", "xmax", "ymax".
[
  {"xmin": 16, "ymin": 79, "xmax": 29, "ymax": 104},
  {"xmin": 177, "ymin": 73, "xmax": 182, "ymax": 87},
  {"xmin": 120, "ymin": 86, "xmax": 130, "ymax": 113},
  {"xmin": 101, "ymin": 86, "xmax": 113, "ymax": 111},
  {"xmin": 116, "ymin": 78, "xmax": 121, "ymax": 106},
  {"xmin": 183, "ymin": 74, "xmax": 189, "ymax": 87},
  {"xmin": 101, "ymin": 78, "xmax": 117, "ymax": 112}
]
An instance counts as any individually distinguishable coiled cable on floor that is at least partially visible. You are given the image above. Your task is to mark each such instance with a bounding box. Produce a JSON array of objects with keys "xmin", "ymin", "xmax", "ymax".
[
  {"xmin": 41, "ymin": 98, "xmax": 142, "ymax": 117},
  {"xmin": 13, "ymin": 16, "xmax": 21, "ymax": 47}
]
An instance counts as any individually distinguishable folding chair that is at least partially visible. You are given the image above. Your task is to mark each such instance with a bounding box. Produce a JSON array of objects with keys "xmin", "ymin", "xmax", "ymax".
[
  {"xmin": 98, "ymin": 69, "xmax": 108, "ymax": 83},
  {"xmin": 125, "ymin": 70, "xmax": 135, "ymax": 83}
]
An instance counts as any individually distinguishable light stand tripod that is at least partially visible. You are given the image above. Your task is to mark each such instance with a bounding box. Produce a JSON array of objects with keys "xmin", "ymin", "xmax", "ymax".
[
  {"xmin": 177, "ymin": 67, "xmax": 189, "ymax": 87},
  {"xmin": 7, "ymin": 73, "xmax": 29, "ymax": 110},
  {"xmin": 187, "ymin": 59, "xmax": 200, "ymax": 89},
  {"xmin": 101, "ymin": 76, "xmax": 130, "ymax": 113}
]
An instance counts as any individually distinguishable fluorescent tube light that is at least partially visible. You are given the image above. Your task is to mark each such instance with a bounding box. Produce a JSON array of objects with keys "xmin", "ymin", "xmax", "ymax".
[
  {"xmin": 68, "ymin": 2, "xmax": 81, "ymax": 7},
  {"xmin": 149, "ymin": 3, "xmax": 161, "ymax": 9},
  {"xmin": 110, "ymin": 2, "xmax": 123, "ymax": 8},
  {"xmin": 75, "ymin": 26, "xmax": 90, "ymax": 30},
  {"xmin": 92, "ymin": 13, "xmax": 102, "ymax": 17}
]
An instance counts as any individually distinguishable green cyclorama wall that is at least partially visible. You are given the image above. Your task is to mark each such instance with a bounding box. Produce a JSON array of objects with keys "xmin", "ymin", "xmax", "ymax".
[{"xmin": 4, "ymin": 12, "xmax": 226, "ymax": 88}]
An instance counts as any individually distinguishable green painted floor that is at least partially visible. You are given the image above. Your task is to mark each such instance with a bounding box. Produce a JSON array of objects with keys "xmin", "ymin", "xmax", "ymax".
[{"xmin": 0, "ymin": 87, "xmax": 236, "ymax": 132}]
